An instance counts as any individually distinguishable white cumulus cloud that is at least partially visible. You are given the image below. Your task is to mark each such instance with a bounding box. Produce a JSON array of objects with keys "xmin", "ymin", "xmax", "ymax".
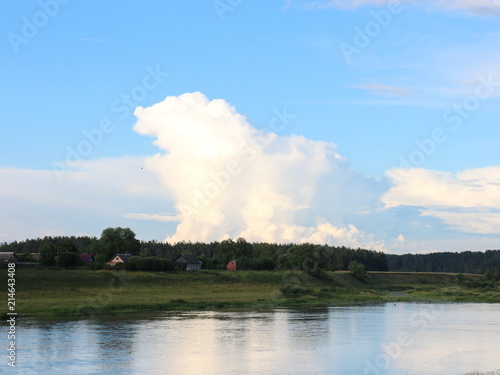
[{"xmin": 133, "ymin": 92, "xmax": 388, "ymax": 250}]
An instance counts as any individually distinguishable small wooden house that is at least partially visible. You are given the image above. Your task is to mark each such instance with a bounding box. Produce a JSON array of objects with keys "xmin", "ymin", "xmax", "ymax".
[
  {"xmin": 107, "ymin": 253, "xmax": 134, "ymax": 266},
  {"xmin": 0, "ymin": 252, "xmax": 19, "ymax": 264},
  {"xmin": 226, "ymin": 260, "xmax": 237, "ymax": 271},
  {"xmin": 174, "ymin": 254, "xmax": 202, "ymax": 271},
  {"xmin": 80, "ymin": 254, "xmax": 95, "ymax": 263}
]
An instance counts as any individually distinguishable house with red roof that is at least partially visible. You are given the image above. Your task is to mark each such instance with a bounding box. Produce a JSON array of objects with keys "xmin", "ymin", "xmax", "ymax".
[{"xmin": 80, "ymin": 254, "xmax": 95, "ymax": 263}]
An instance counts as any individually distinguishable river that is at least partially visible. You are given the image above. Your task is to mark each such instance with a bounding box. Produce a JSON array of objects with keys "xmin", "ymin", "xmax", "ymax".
[{"xmin": 1, "ymin": 303, "xmax": 499, "ymax": 375}]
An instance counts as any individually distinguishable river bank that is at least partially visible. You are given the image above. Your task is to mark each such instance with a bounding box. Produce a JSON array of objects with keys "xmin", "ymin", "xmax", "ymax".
[{"xmin": 1, "ymin": 269, "xmax": 498, "ymax": 318}]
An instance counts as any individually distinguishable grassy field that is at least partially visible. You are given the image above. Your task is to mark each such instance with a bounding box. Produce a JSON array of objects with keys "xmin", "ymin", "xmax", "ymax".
[{"xmin": 1, "ymin": 268, "xmax": 499, "ymax": 318}]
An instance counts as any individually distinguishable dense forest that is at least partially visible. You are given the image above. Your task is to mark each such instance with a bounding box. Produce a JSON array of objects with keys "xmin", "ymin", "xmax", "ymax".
[
  {"xmin": 1, "ymin": 231, "xmax": 499, "ymax": 274},
  {"xmin": 0, "ymin": 236, "xmax": 97, "ymax": 254},
  {"xmin": 0, "ymin": 233, "xmax": 387, "ymax": 272},
  {"xmin": 386, "ymin": 251, "xmax": 500, "ymax": 274}
]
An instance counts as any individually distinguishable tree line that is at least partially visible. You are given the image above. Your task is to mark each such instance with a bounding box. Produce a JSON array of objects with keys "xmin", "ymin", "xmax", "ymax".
[
  {"xmin": 1, "ymin": 227, "xmax": 499, "ymax": 274},
  {"xmin": 386, "ymin": 251, "xmax": 500, "ymax": 274},
  {"xmin": 0, "ymin": 228, "xmax": 387, "ymax": 272},
  {"xmin": 0, "ymin": 236, "xmax": 96, "ymax": 255}
]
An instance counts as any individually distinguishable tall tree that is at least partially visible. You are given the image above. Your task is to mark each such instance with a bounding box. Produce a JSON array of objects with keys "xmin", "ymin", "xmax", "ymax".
[
  {"xmin": 349, "ymin": 261, "xmax": 367, "ymax": 281},
  {"xmin": 58, "ymin": 238, "xmax": 78, "ymax": 255},
  {"xmin": 214, "ymin": 239, "xmax": 236, "ymax": 267},
  {"xmin": 39, "ymin": 242, "xmax": 58, "ymax": 266},
  {"xmin": 94, "ymin": 227, "xmax": 141, "ymax": 264}
]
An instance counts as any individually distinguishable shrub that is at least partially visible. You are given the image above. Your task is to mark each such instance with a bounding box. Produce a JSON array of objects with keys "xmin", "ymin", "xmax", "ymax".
[
  {"xmin": 250, "ymin": 258, "xmax": 275, "ymax": 270},
  {"xmin": 200, "ymin": 257, "xmax": 219, "ymax": 270},
  {"xmin": 112, "ymin": 262, "xmax": 125, "ymax": 271},
  {"xmin": 17, "ymin": 253, "xmax": 36, "ymax": 262},
  {"xmin": 456, "ymin": 272, "xmax": 498, "ymax": 289},
  {"xmin": 280, "ymin": 285, "xmax": 312, "ymax": 296},
  {"xmin": 349, "ymin": 261, "xmax": 367, "ymax": 281},
  {"xmin": 124, "ymin": 256, "xmax": 175, "ymax": 272},
  {"xmin": 57, "ymin": 252, "xmax": 83, "ymax": 268},
  {"xmin": 125, "ymin": 257, "xmax": 141, "ymax": 271},
  {"xmin": 85, "ymin": 262, "xmax": 103, "ymax": 270},
  {"xmin": 40, "ymin": 242, "xmax": 58, "ymax": 266},
  {"xmin": 455, "ymin": 273, "xmax": 465, "ymax": 285},
  {"xmin": 162, "ymin": 258, "xmax": 175, "ymax": 271},
  {"xmin": 485, "ymin": 268, "xmax": 500, "ymax": 282}
]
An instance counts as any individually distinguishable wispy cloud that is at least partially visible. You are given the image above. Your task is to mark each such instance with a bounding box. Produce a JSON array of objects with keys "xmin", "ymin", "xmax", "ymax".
[
  {"xmin": 474, "ymin": 33, "xmax": 500, "ymax": 37},
  {"xmin": 123, "ymin": 213, "xmax": 181, "ymax": 222},
  {"xmin": 349, "ymin": 83, "xmax": 416, "ymax": 96},
  {"xmin": 297, "ymin": 0, "xmax": 408, "ymax": 10},
  {"xmin": 434, "ymin": 0, "xmax": 500, "ymax": 16},
  {"xmin": 282, "ymin": 0, "xmax": 292, "ymax": 10},
  {"xmin": 297, "ymin": 0, "xmax": 500, "ymax": 15}
]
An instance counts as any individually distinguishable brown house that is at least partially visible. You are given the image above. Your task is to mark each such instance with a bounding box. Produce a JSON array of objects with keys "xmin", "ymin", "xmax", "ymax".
[
  {"xmin": 174, "ymin": 254, "xmax": 202, "ymax": 271},
  {"xmin": 0, "ymin": 252, "xmax": 19, "ymax": 264},
  {"xmin": 226, "ymin": 260, "xmax": 237, "ymax": 271},
  {"xmin": 107, "ymin": 253, "xmax": 134, "ymax": 266}
]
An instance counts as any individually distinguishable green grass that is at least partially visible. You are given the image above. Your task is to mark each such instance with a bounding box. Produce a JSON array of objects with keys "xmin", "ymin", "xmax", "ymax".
[{"xmin": 0, "ymin": 269, "xmax": 498, "ymax": 318}]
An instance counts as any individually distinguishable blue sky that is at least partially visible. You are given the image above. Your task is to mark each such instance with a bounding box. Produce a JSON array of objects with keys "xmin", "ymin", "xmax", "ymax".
[{"xmin": 1, "ymin": 0, "xmax": 500, "ymax": 253}]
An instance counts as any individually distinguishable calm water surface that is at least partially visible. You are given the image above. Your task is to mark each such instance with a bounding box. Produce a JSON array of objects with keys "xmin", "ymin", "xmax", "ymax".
[{"xmin": 1, "ymin": 303, "xmax": 499, "ymax": 375}]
